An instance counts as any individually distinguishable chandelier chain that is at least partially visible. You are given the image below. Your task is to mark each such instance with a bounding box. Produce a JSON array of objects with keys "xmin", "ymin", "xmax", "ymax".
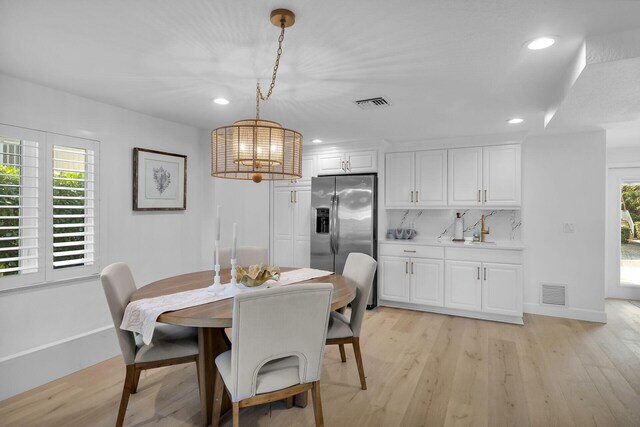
[{"xmin": 256, "ymin": 21, "xmax": 286, "ymax": 119}]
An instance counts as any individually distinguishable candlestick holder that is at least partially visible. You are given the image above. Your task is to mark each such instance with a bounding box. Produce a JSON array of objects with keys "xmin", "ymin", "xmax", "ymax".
[
  {"xmin": 224, "ymin": 258, "xmax": 240, "ymax": 295},
  {"xmin": 207, "ymin": 263, "xmax": 222, "ymax": 293}
]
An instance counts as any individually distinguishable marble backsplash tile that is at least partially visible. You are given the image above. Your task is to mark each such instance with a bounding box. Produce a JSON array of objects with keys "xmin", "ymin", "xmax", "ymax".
[{"xmin": 386, "ymin": 209, "xmax": 522, "ymax": 241}]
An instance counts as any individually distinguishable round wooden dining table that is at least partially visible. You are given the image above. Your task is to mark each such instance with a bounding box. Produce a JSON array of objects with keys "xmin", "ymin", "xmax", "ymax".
[{"xmin": 130, "ymin": 267, "xmax": 357, "ymax": 426}]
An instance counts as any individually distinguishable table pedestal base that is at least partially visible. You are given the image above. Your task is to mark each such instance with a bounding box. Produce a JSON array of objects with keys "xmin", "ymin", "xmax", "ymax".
[{"xmin": 198, "ymin": 328, "xmax": 231, "ymax": 425}]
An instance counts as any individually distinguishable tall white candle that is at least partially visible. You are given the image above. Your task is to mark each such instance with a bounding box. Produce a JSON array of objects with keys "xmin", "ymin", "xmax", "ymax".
[
  {"xmin": 231, "ymin": 223, "xmax": 237, "ymax": 259},
  {"xmin": 215, "ymin": 240, "xmax": 219, "ymax": 267},
  {"xmin": 215, "ymin": 205, "xmax": 221, "ymax": 241}
]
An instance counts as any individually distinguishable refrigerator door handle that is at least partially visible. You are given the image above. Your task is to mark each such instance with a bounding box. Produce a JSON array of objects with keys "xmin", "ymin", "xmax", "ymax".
[
  {"xmin": 329, "ymin": 195, "xmax": 335, "ymax": 254},
  {"xmin": 333, "ymin": 195, "xmax": 340, "ymax": 254}
]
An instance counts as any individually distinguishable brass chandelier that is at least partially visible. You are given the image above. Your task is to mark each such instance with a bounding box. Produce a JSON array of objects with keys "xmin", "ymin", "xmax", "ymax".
[{"xmin": 211, "ymin": 9, "xmax": 302, "ymax": 183}]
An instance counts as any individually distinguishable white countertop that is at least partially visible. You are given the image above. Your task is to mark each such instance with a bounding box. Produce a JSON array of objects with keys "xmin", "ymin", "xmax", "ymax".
[{"xmin": 381, "ymin": 237, "xmax": 525, "ymax": 251}]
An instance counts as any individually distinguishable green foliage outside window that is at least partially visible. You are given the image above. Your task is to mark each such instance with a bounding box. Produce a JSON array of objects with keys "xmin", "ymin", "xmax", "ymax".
[
  {"xmin": 53, "ymin": 170, "xmax": 87, "ymax": 267},
  {"xmin": 0, "ymin": 164, "xmax": 20, "ymax": 276}
]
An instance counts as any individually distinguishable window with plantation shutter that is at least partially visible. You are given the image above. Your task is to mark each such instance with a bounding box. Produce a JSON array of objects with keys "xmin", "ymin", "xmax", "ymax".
[
  {"xmin": 52, "ymin": 145, "xmax": 96, "ymax": 269},
  {"xmin": 0, "ymin": 137, "xmax": 39, "ymax": 277},
  {"xmin": 0, "ymin": 124, "xmax": 99, "ymax": 290}
]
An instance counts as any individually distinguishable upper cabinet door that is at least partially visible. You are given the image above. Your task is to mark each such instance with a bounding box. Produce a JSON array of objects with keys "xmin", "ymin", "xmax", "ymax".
[
  {"xmin": 274, "ymin": 155, "xmax": 316, "ymax": 187},
  {"xmin": 482, "ymin": 144, "xmax": 521, "ymax": 206},
  {"xmin": 317, "ymin": 153, "xmax": 345, "ymax": 175},
  {"xmin": 415, "ymin": 150, "xmax": 447, "ymax": 207},
  {"xmin": 298, "ymin": 156, "xmax": 316, "ymax": 186},
  {"xmin": 448, "ymin": 147, "xmax": 482, "ymax": 206},
  {"xmin": 345, "ymin": 150, "xmax": 377, "ymax": 173},
  {"xmin": 385, "ymin": 152, "xmax": 415, "ymax": 207}
]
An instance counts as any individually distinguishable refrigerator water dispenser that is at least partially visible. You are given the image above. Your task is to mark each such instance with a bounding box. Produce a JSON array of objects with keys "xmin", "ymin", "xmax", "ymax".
[{"xmin": 316, "ymin": 208, "xmax": 330, "ymax": 234}]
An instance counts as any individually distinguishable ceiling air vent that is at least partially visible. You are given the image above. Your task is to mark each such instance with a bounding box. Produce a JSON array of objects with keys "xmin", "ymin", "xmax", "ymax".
[
  {"xmin": 541, "ymin": 284, "xmax": 566, "ymax": 306},
  {"xmin": 354, "ymin": 97, "xmax": 391, "ymax": 110}
]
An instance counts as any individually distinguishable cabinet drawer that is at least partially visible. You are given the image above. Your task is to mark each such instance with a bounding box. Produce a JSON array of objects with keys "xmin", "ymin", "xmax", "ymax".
[
  {"xmin": 379, "ymin": 244, "xmax": 444, "ymax": 259},
  {"xmin": 445, "ymin": 247, "xmax": 522, "ymax": 264}
]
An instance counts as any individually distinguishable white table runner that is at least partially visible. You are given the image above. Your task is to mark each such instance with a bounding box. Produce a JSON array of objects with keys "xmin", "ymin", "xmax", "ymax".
[{"xmin": 121, "ymin": 268, "xmax": 334, "ymax": 345}]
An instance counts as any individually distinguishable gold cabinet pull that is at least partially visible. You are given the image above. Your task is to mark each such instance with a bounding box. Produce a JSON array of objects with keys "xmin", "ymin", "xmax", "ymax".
[
  {"xmin": 484, "ymin": 189, "xmax": 487, "ymax": 203},
  {"xmin": 411, "ymin": 262, "xmax": 414, "ymax": 274},
  {"xmin": 484, "ymin": 267, "xmax": 487, "ymax": 281},
  {"xmin": 477, "ymin": 266, "xmax": 480, "ymax": 280},
  {"xmin": 290, "ymin": 191, "xmax": 293, "ymax": 203},
  {"xmin": 294, "ymin": 190, "xmax": 297, "ymax": 203},
  {"xmin": 410, "ymin": 191, "xmax": 414, "ymax": 202},
  {"xmin": 477, "ymin": 190, "xmax": 481, "ymax": 203},
  {"xmin": 403, "ymin": 250, "xmax": 416, "ymax": 253},
  {"xmin": 405, "ymin": 261, "xmax": 408, "ymax": 274},
  {"xmin": 416, "ymin": 191, "xmax": 419, "ymax": 202}
]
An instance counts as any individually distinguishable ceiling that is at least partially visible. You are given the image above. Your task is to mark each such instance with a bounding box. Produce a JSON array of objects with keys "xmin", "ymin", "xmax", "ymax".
[{"xmin": 1, "ymin": 0, "xmax": 640, "ymax": 145}]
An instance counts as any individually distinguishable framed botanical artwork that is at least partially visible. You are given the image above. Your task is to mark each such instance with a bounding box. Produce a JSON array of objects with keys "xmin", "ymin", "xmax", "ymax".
[{"xmin": 133, "ymin": 148, "xmax": 187, "ymax": 211}]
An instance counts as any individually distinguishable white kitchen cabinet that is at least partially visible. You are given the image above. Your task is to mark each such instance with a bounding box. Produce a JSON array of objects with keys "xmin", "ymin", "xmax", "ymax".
[
  {"xmin": 274, "ymin": 155, "xmax": 316, "ymax": 187},
  {"xmin": 379, "ymin": 254, "xmax": 444, "ymax": 306},
  {"xmin": 482, "ymin": 262, "xmax": 522, "ymax": 316},
  {"xmin": 317, "ymin": 152, "xmax": 345, "ymax": 175},
  {"xmin": 272, "ymin": 187, "xmax": 310, "ymax": 268},
  {"xmin": 385, "ymin": 149, "xmax": 447, "ymax": 208},
  {"xmin": 482, "ymin": 144, "xmax": 521, "ymax": 206},
  {"xmin": 444, "ymin": 260, "xmax": 482, "ymax": 312},
  {"xmin": 410, "ymin": 258, "xmax": 444, "ymax": 306},
  {"xmin": 448, "ymin": 147, "xmax": 483, "ymax": 206},
  {"xmin": 385, "ymin": 152, "xmax": 414, "ymax": 207},
  {"xmin": 379, "ymin": 256, "xmax": 410, "ymax": 302},
  {"xmin": 317, "ymin": 150, "xmax": 377, "ymax": 175},
  {"xmin": 415, "ymin": 150, "xmax": 447, "ymax": 207}
]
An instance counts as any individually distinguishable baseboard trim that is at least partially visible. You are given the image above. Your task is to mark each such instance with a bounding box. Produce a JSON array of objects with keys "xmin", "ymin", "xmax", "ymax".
[
  {"xmin": 0, "ymin": 325, "xmax": 120, "ymax": 401},
  {"xmin": 379, "ymin": 300, "xmax": 524, "ymax": 325},
  {"xmin": 523, "ymin": 303, "xmax": 607, "ymax": 323}
]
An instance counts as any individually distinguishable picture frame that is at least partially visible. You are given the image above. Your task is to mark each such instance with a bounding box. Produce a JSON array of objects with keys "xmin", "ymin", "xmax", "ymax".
[{"xmin": 133, "ymin": 147, "xmax": 187, "ymax": 211}]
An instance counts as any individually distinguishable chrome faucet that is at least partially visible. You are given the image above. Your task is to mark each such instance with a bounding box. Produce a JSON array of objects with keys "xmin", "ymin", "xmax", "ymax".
[{"xmin": 481, "ymin": 214, "xmax": 490, "ymax": 242}]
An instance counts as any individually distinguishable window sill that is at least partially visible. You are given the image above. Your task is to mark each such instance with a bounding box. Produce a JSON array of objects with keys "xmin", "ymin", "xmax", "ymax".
[{"xmin": 0, "ymin": 273, "xmax": 100, "ymax": 295}]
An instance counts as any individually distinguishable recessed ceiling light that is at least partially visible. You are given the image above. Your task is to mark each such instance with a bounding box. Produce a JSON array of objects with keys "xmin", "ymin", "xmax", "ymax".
[
  {"xmin": 527, "ymin": 37, "xmax": 555, "ymax": 50},
  {"xmin": 507, "ymin": 118, "xmax": 524, "ymax": 124},
  {"xmin": 312, "ymin": 139, "xmax": 323, "ymax": 144},
  {"xmin": 213, "ymin": 98, "xmax": 230, "ymax": 105}
]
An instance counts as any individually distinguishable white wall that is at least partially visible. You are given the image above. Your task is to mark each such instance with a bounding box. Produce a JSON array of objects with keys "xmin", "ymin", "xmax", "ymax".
[
  {"xmin": 199, "ymin": 130, "xmax": 271, "ymax": 263},
  {"xmin": 0, "ymin": 74, "xmax": 209, "ymax": 399},
  {"xmin": 522, "ymin": 131, "xmax": 607, "ymax": 322}
]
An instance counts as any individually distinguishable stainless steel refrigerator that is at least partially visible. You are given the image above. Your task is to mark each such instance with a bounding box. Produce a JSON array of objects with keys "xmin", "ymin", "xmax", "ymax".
[{"xmin": 310, "ymin": 174, "xmax": 377, "ymax": 307}]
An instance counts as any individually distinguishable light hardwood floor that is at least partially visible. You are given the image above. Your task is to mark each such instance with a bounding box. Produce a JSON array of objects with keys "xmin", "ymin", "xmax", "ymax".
[{"xmin": 2, "ymin": 299, "xmax": 640, "ymax": 426}]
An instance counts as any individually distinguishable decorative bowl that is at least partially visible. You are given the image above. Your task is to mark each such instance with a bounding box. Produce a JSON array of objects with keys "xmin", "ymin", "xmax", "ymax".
[{"xmin": 236, "ymin": 264, "xmax": 281, "ymax": 287}]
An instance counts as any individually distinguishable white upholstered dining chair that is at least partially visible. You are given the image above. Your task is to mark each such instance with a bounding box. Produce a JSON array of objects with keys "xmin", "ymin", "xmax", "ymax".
[
  {"xmin": 326, "ymin": 252, "xmax": 377, "ymax": 390},
  {"xmin": 100, "ymin": 263, "xmax": 199, "ymax": 427},
  {"xmin": 219, "ymin": 246, "xmax": 268, "ymax": 268},
  {"xmin": 212, "ymin": 283, "xmax": 333, "ymax": 427}
]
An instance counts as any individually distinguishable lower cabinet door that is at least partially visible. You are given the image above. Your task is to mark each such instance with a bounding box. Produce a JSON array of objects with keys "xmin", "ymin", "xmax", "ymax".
[
  {"xmin": 482, "ymin": 263, "xmax": 522, "ymax": 316},
  {"xmin": 410, "ymin": 258, "xmax": 444, "ymax": 307},
  {"xmin": 444, "ymin": 260, "xmax": 482, "ymax": 312},
  {"xmin": 379, "ymin": 256, "xmax": 410, "ymax": 302}
]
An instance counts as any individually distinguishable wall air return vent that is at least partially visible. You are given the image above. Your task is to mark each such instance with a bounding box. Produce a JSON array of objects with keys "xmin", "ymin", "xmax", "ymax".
[
  {"xmin": 541, "ymin": 283, "xmax": 567, "ymax": 306},
  {"xmin": 354, "ymin": 97, "xmax": 391, "ymax": 110}
]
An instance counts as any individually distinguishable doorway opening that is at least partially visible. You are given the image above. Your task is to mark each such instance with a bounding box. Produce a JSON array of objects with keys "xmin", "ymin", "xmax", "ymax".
[{"xmin": 621, "ymin": 182, "xmax": 640, "ymax": 286}]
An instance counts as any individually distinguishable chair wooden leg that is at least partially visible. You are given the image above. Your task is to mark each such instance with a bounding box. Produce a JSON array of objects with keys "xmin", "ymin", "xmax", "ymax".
[
  {"xmin": 311, "ymin": 381, "xmax": 324, "ymax": 427},
  {"xmin": 211, "ymin": 370, "xmax": 224, "ymax": 427},
  {"xmin": 116, "ymin": 365, "xmax": 136, "ymax": 427},
  {"xmin": 338, "ymin": 344, "xmax": 347, "ymax": 363},
  {"xmin": 232, "ymin": 402, "xmax": 240, "ymax": 427},
  {"xmin": 130, "ymin": 368, "xmax": 141, "ymax": 394},
  {"xmin": 352, "ymin": 337, "xmax": 367, "ymax": 390}
]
